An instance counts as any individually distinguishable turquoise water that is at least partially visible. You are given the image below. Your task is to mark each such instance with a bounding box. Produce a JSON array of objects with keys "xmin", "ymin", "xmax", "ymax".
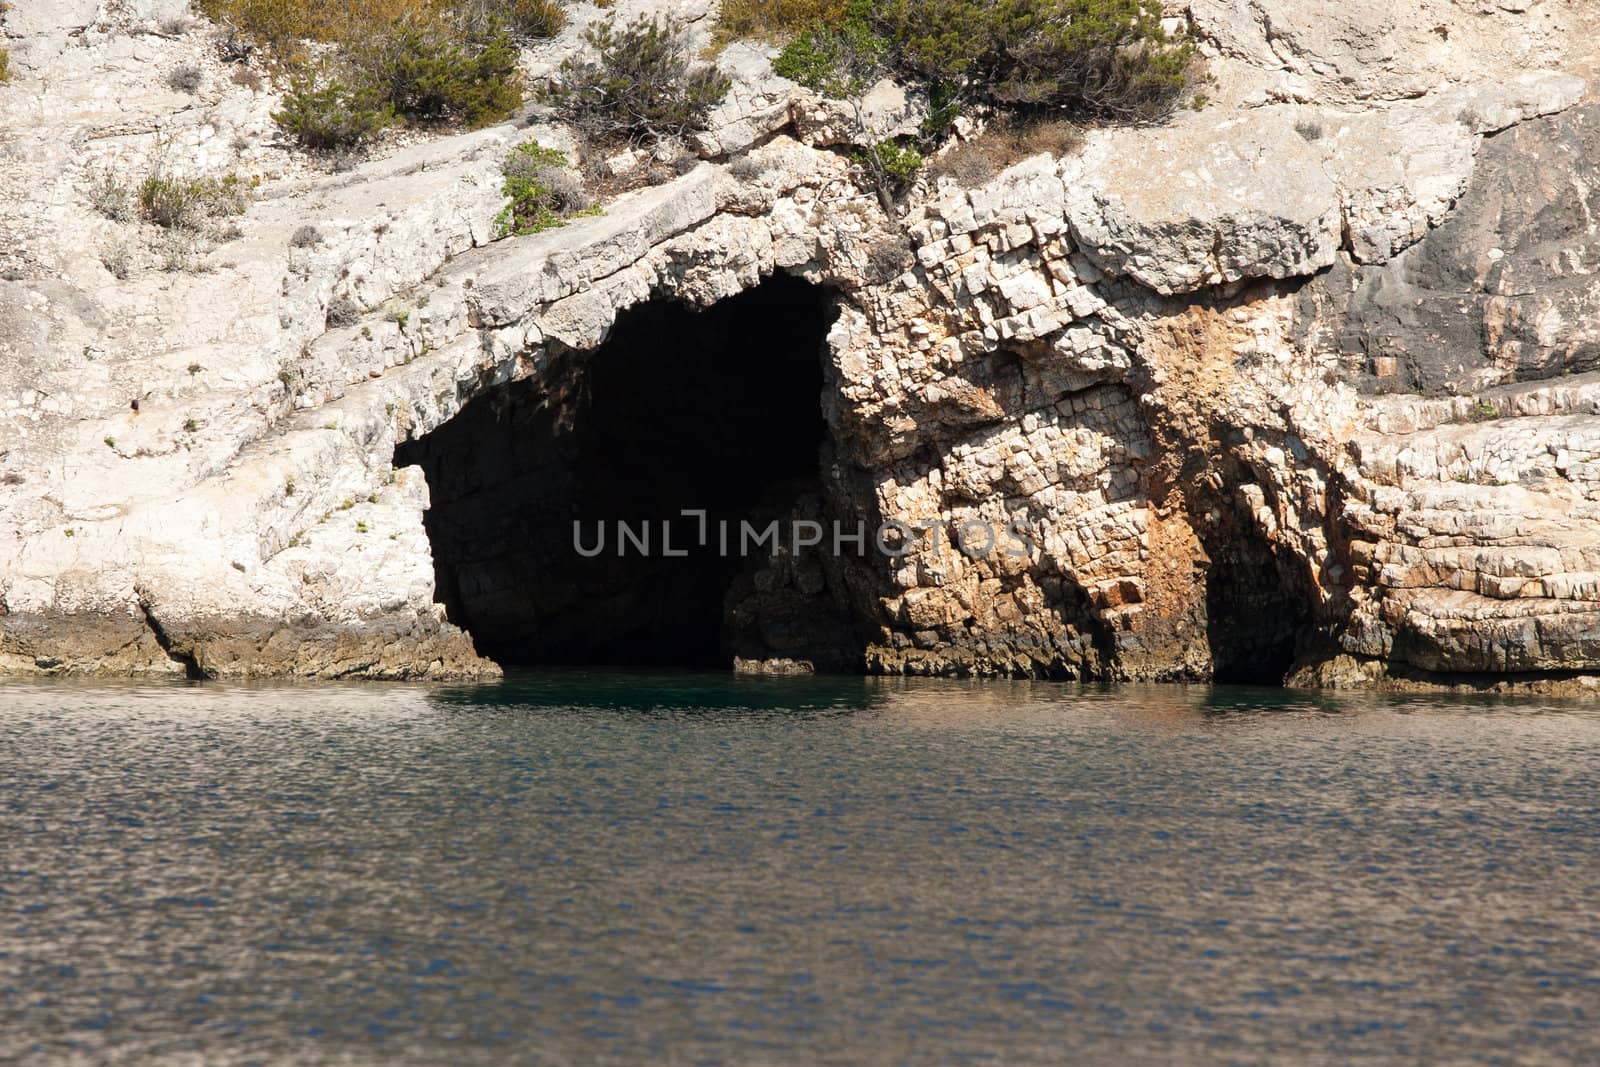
[{"xmin": 2, "ymin": 674, "xmax": 1598, "ymax": 1064}]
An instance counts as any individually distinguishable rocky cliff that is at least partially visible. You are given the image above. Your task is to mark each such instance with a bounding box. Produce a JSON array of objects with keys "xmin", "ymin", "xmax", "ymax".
[{"xmin": 3, "ymin": 0, "xmax": 1599, "ymax": 690}]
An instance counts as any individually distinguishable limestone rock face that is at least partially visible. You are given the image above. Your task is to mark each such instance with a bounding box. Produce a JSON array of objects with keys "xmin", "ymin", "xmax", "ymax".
[
  {"xmin": 1065, "ymin": 110, "xmax": 1342, "ymax": 294},
  {"xmin": 3, "ymin": 0, "xmax": 1600, "ymax": 690},
  {"xmin": 1188, "ymin": 0, "xmax": 1575, "ymax": 107}
]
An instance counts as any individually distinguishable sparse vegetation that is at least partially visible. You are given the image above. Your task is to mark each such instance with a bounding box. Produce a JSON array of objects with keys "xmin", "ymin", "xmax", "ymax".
[
  {"xmin": 864, "ymin": 235, "xmax": 913, "ymax": 279},
  {"xmin": 184, "ymin": 418, "xmax": 200, "ymax": 433},
  {"xmin": 200, "ymin": 0, "xmax": 555, "ymax": 153},
  {"xmin": 88, "ymin": 170, "xmax": 136, "ymax": 222},
  {"xmin": 496, "ymin": 142, "xmax": 590, "ymax": 236},
  {"xmin": 1, "ymin": 47, "xmax": 13, "ymax": 84},
  {"xmin": 137, "ymin": 173, "xmax": 249, "ymax": 230},
  {"xmin": 290, "ymin": 224, "xmax": 323, "ymax": 248},
  {"xmin": 542, "ymin": 15, "xmax": 731, "ymax": 146},
  {"xmin": 1295, "ymin": 119, "xmax": 1324, "ymax": 142},
  {"xmin": 231, "ymin": 65, "xmax": 266, "ymax": 93},
  {"xmin": 88, "ymin": 166, "xmax": 250, "ymax": 275},
  {"xmin": 728, "ymin": 153, "xmax": 768, "ymax": 181},
  {"xmin": 928, "ymin": 117, "xmax": 1083, "ymax": 185},
  {"xmin": 157, "ymin": 230, "xmax": 210, "ymax": 273},
  {"xmin": 168, "ymin": 63, "xmax": 204, "ymax": 93},
  {"xmin": 99, "ymin": 236, "xmax": 135, "ymax": 279},
  {"xmin": 713, "ymin": 0, "xmax": 851, "ymax": 44},
  {"xmin": 764, "ymin": 0, "xmax": 1197, "ymax": 202},
  {"xmin": 326, "ymin": 296, "xmax": 362, "ymax": 328}
]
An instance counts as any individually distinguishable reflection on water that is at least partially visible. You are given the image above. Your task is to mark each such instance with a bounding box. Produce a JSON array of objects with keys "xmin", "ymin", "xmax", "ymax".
[{"xmin": 2, "ymin": 675, "xmax": 1598, "ymax": 1065}]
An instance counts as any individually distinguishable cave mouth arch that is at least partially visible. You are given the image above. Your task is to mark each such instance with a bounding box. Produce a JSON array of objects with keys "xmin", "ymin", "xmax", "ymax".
[{"xmin": 396, "ymin": 275, "xmax": 866, "ymax": 671}]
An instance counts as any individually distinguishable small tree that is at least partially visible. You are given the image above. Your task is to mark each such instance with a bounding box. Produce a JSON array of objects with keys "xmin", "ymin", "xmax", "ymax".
[
  {"xmin": 874, "ymin": 0, "xmax": 1194, "ymax": 121},
  {"xmin": 273, "ymin": 73, "xmax": 393, "ymax": 151},
  {"xmin": 542, "ymin": 15, "xmax": 732, "ymax": 146},
  {"xmin": 363, "ymin": 22, "xmax": 522, "ymax": 126}
]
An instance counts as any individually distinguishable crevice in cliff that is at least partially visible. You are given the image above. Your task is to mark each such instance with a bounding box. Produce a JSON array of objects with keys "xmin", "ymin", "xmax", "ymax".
[
  {"xmin": 136, "ymin": 595, "xmax": 211, "ymax": 681},
  {"xmin": 397, "ymin": 275, "xmax": 869, "ymax": 671}
]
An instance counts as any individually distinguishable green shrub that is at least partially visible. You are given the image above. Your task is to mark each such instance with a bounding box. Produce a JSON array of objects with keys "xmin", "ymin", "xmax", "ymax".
[
  {"xmin": 496, "ymin": 142, "xmax": 590, "ymax": 236},
  {"xmin": 205, "ymin": 0, "xmax": 541, "ymax": 148},
  {"xmin": 543, "ymin": 15, "xmax": 731, "ymax": 145},
  {"xmin": 273, "ymin": 74, "xmax": 393, "ymax": 150},
  {"xmin": 362, "ymin": 22, "xmax": 522, "ymax": 126},
  {"xmin": 777, "ymin": 0, "xmax": 1195, "ymax": 122},
  {"xmin": 771, "ymin": 10, "xmax": 887, "ymax": 98},
  {"xmin": 0, "ymin": 47, "xmax": 13, "ymax": 83},
  {"xmin": 137, "ymin": 174, "xmax": 250, "ymax": 230},
  {"xmin": 866, "ymin": 138, "xmax": 923, "ymax": 187}
]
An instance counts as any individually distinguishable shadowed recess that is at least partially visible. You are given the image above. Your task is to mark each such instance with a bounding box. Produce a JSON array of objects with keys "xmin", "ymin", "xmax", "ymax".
[{"xmin": 396, "ymin": 275, "xmax": 861, "ymax": 669}]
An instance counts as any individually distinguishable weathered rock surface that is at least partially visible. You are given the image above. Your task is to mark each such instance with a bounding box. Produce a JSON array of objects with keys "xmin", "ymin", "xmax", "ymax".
[{"xmin": 3, "ymin": 0, "xmax": 1599, "ymax": 690}]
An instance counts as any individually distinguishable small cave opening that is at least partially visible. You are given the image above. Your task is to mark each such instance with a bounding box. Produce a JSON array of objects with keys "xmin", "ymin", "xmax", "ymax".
[
  {"xmin": 1203, "ymin": 528, "xmax": 1313, "ymax": 686},
  {"xmin": 396, "ymin": 275, "xmax": 864, "ymax": 671}
]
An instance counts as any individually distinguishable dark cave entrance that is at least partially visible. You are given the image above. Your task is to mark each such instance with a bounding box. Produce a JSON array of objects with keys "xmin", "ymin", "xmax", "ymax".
[
  {"xmin": 396, "ymin": 275, "xmax": 865, "ymax": 671},
  {"xmin": 1204, "ymin": 528, "xmax": 1312, "ymax": 686}
]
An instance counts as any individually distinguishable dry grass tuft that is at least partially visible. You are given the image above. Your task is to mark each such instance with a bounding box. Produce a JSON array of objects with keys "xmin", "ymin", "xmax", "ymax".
[
  {"xmin": 927, "ymin": 118, "xmax": 1084, "ymax": 187},
  {"xmin": 713, "ymin": 0, "xmax": 850, "ymax": 45}
]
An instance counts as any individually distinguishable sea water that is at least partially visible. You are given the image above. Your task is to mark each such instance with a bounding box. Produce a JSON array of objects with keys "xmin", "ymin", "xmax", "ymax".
[{"xmin": 2, "ymin": 674, "xmax": 1597, "ymax": 1064}]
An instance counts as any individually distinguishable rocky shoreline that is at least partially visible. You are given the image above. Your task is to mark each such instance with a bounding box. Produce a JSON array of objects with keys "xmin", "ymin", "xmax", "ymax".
[{"xmin": 3, "ymin": 0, "xmax": 1599, "ymax": 690}]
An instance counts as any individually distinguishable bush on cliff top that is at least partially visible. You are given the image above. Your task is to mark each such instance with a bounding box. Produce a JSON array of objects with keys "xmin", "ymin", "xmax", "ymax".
[
  {"xmin": 771, "ymin": 0, "xmax": 1196, "ymax": 123},
  {"xmin": 200, "ymin": 0, "xmax": 561, "ymax": 150},
  {"xmin": 542, "ymin": 15, "xmax": 732, "ymax": 146},
  {"xmin": 764, "ymin": 0, "xmax": 1193, "ymax": 205},
  {"xmin": 198, "ymin": 0, "xmax": 564, "ymax": 58}
]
